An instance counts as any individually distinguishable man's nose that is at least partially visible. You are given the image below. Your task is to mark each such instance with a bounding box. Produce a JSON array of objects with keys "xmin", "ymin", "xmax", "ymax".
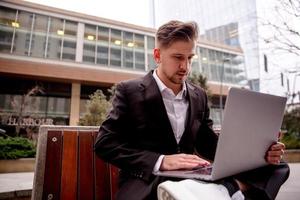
[{"xmin": 179, "ymin": 59, "xmax": 190, "ymax": 70}]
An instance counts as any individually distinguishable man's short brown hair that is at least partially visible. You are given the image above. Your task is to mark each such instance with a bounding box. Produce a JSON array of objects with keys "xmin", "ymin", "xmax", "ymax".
[{"xmin": 156, "ymin": 20, "xmax": 199, "ymax": 48}]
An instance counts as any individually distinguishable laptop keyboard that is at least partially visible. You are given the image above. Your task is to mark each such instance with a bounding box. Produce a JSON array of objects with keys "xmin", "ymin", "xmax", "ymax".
[{"xmin": 186, "ymin": 165, "xmax": 213, "ymax": 175}]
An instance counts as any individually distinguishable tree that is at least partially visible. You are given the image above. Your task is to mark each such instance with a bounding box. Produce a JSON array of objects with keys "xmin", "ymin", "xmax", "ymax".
[
  {"xmin": 281, "ymin": 106, "xmax": 300, "ymax": 148},
  {"xmin": 11, "ymin": 85, "xmax": 44, "ymax": 137},
  {"xmin": 188, "ymin": 72, "xmax": 212, "ymax": 100},
  {"xmin": 78, "ymin": 89, "xmax": 112, "ymax": 126},
  {"xmin": 262, "ymin": 0, "xmax": 300, "ymax": 56}
]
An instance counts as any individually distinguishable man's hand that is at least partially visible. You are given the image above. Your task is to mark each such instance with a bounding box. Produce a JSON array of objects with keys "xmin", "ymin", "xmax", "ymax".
[
  {"xmin": 160, "ymin": 153, "xmax": 210, "ymax": 171},
  {"xmin": 266, "ymin": 142, "xmax": 285, "ymax": 165}
]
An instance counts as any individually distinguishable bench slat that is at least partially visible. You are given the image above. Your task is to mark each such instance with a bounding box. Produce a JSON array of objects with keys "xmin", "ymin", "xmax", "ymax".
[
  {"xmin": 43, "ymin": 130, "xmax": 63, "ymax": 200},
  {"xmin": 110, "ymin": 165, "xmax": 119, "ymax": 200},
  {"xmin": 93, "ymin": 131, "xmax": 112, "ymax": 200},
  {"xmin": 78, "ymin": 131, "xmax": 94, "ymax": 199},
  {"xmin": 60, "ymin": 131, "xmax": 78, "ymax": 200}
]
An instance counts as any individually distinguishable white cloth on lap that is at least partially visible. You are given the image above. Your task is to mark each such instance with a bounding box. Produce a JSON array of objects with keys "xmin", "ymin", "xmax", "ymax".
[{"xmin": 157, "ymin": 179, "xmax": 232, "ymax": 200}]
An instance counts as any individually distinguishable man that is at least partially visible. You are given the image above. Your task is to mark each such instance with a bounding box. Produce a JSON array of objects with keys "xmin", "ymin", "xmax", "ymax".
[{"xmin": 94, "ymin": 20, "xmax": 289, "ymax": 200}]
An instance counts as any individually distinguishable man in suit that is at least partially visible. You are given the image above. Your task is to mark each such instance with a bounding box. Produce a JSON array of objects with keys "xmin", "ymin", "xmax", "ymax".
[{"xmin": 94, "ymin": 20, "xmax": 289, "ymax": 200}]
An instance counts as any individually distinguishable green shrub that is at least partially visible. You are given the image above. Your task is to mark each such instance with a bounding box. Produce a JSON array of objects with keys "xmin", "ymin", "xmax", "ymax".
[
  {"xmin": 281, "ymin": 107, "xmax": 300, "ymax": 149},
  {"xmin": 281, "ymin": 133, "xmax": 300, "ymax": 149},
  {"xmin": 0, "ymin": 137, "xmax": 36, "ymax": 159}
]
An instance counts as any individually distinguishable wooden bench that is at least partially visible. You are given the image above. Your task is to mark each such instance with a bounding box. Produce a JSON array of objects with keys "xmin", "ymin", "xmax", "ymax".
[{"xmin": 32, "ymin": 125, "xmax": 119, "ymax": 200}]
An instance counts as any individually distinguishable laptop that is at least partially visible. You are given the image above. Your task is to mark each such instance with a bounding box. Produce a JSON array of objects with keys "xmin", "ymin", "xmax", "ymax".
[{"xmin": 154, "ymin": 87, "xmax": 287, "ymax": 181}]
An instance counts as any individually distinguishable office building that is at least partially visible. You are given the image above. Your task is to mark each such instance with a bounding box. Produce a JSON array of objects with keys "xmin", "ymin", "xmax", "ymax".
[{"xmin": 0, "ymin": 0, "xmax": 246, "ymax": 136}]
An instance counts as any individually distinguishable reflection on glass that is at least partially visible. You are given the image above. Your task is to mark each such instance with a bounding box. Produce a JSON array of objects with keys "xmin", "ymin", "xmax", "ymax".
[
  {"xmin": 123, "ymin": 31, "xmax": 133, "ymax": 68},
  {"xmin": 83, "ymin": 24, "xmax": 96, "ymax": 63},
  {"xmin": 13, "ymin": 11, "xmax": 32, "ymax": 56},
  {"xmin": 208, "ymin": 50, "xmax": 219, "ymax": 82},
  {"xmin": 191, "ymin": 47, "xmax": 200, "ymax": 73},
  {"xmin": 110, "ymin": 29, "xmax": 122, "ymax": 67},
  {"xmin": 134, "ymin": 34, "xmax": 145, "ymax": 70},
  {"xmin": 0, "ymin": 6, "xmax": 16, "ymax": 53},
  {"xmin": 31, "ymin": 14, "xmax": 48, "ymax": 58},
  {"xmin": 47, "ymin": 97, "xmax": 70, "ymax": 117},
  {"xmin": 97, "ymin": 26, "xmax": 109, "ymax": 65},
  {"xmin": 200, "ymin": 48, "xmax": 209, "ymax": 78},
  {"xmin": 147, "ymin": 36, "xmax": 155, "ymax": 70},
  {"xmin": 47, "ymin": 17, "xmax": 63, "ymax": 59},
  {"xmin": 62, "ymin": 20, "xmax": 77, "ymax": 61}
]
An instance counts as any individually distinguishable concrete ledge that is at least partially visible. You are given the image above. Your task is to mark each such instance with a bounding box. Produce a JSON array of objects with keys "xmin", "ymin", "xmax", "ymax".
[
  {"xmin": 284, "ymin": 149, "xmax": 300, "ymax": 163},
  {"xmin": 0, "ymin": 159, "xmax": 35, "ymax": 173},
  {"xmin": 0, "ymin": 189, "xmax": 31, "ymax": 200},
  {"xmin": 0, "ymin": 172, "xmax": 33, "ymax": 200}
]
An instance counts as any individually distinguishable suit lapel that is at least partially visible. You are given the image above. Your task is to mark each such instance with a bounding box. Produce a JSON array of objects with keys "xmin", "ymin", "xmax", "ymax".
[
  {"xmin": 179, "ymin": 82, "xmax": 199, "ymax": 145},
  {"xmin": 186, "ymin": 82, "xmax": 198, "ymax": 131},
  {"xmin": 140, "ymin": 72, "xmax": 177, "ymax": 144}
]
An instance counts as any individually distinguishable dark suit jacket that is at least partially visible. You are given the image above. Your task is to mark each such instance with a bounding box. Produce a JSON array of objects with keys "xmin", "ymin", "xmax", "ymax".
[{"xmin": 94, "ymin": 71, "xmax": 289, "ymax": 200}]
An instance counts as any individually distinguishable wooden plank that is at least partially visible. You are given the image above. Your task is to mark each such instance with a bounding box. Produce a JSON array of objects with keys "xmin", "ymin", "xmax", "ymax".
[
  {"xmin": 110, "ymin": 165, "xmax": 119, "ymax": 200},
  {"xmin": 60, "ymin": 130, "xmax": 78, "ymax": 200},
  {"xmin": 78, "ymin": 131, "xmax": 94, "ymax": 199},
  {"xmin": 42, "ymin": 130, "xmax": 63, "ymax": 200},
  {"xmin": 93, "ymin": 131, "xmax": 111, "ymax": 200}
]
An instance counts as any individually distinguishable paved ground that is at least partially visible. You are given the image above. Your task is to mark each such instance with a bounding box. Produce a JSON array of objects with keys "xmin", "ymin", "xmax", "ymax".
[
  {"xmin": 276, "ymin": 163, "xmax": 300, "ymax": 200},
  {"xmin": 0, "ymin": 163, "xmax": 299, "ymax": 199}
]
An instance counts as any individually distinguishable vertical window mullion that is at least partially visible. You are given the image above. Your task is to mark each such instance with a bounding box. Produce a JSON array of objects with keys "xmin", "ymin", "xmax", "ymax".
[
  {"xmin": 121, "ymin": 31, "xmax": 124, "ymax": 68},
  {"xmin": 108, "ymin": 28, "xmax": 111, "ymax": 66},
  {"xmin": 44, "ymin": 17, "xmax": 51, "ymax": 58},
  {"xmin": 95, "ymin": 26, "xmax": 98, "ymax": 64},
  {"xmin": 10, "ymin": 9, "xmax": 18, "ymax": 54},
  {"xmin": 133, "ymin": 34, "xmax": 136, "ymax": 70},
  {"xmin": 60, "ymin": 19, "xmax": 65, "ymax": 60},
  {"xmin": 144, "ymin": 35, "xmax": 148, "ymax": 71},
  {"xmin": 28, "ymin": 13, "xmax": 35, "ymax": 56}
]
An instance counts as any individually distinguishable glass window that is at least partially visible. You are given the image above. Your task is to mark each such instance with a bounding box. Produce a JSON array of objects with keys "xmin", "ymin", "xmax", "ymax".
[
  {"xmin": 23, "ymin": 96, "xmax": 47, "ymax": 117},
  {"xmin": 191, "ymin": 47, "xmax": 200, "ymax": 73},
  {"xmin": 62, "ymin": 20, "xmax": 77, "ymax": 61},
  {"xmin": 123, "ymin": 31, "xmax": 133, "ymax": 68},
  {"xmin": 134, "ymin": 34, "xmax": 145, "ymax": 70},
  {"xmin": 47, "ymin": 17, "xmax": 64, "ymax": 60},
  {"xmin": 200, "ymin": 48, "xmax": 210, "ymax": 78},
  {"xmin": 97, "ymin": 26, "xmax": 109, "ymax": 65},
  {"xmin": 147, "ymin": 36, "xmax": 155, "ymax": 70},
  {"xmin": 12, "ymin": 10, "xmax": 32, "ymax": 56},
  {"xmin": 0, "ymin": 6, "xmax": 16, "ymax": 53},
  {"xmin": 209, "ymin": 50, "xmax": 220, "ymax": 82},
  {"xmin": 47, "ymin": 97, "xmax": 70, "ymax": 117},
  {"xmin": 31, "ymin": 14, "xmax": 48, "ymax": 58},
  {"xmin": 110, "ymin": 29, "xmax": 122, "ymax": 67},
  {"xmin": 83, "ymin": 24, "xmax": 96, "ymax": 64}
]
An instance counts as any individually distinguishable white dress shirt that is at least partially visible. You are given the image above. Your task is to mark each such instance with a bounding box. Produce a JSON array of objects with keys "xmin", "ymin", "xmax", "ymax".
[{"xmin": 152, "ymin": 70, "xmax": 189, "ymax": 172}]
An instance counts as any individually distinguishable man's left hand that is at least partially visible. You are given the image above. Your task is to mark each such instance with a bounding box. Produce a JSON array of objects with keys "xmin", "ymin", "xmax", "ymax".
[{"xmin": 266, "ymin": 142, "xmax": 285, "ymax": 165}]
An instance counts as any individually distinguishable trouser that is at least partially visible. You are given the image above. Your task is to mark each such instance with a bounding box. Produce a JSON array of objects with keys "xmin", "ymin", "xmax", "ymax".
[
  {"xmin": 116, "ymin": 162, "xmax": 290, "ymax": 200},
  {"xmin": 234, "ymin": 162, "xmax": 290, "ymax": 200}
]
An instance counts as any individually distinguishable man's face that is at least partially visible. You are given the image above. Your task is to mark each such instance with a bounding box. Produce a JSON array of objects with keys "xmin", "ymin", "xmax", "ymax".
[{"xmin": 154, "ymin": 40, "xmax": 196, "ymax": 86}]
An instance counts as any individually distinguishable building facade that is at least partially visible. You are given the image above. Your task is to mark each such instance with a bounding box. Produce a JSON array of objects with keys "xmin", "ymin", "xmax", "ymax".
[
  {"xmin": 0, "ymin": 0, "xmax": 246, "ymax": 137},
  {"xmin": 153, "ymin": 0, "xmax": 260, "ymax": 91}
]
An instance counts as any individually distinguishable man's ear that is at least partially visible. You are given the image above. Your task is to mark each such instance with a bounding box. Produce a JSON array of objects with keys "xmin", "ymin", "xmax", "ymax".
[{"xmin": 153, "ymin": 48, "xmax": 160, "ymax": 63}]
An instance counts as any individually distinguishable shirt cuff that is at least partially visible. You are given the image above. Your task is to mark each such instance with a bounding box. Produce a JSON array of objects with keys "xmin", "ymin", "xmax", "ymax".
[{"xmin": 153, "ymin": 155, "xmax": 165, "ymax": 172}]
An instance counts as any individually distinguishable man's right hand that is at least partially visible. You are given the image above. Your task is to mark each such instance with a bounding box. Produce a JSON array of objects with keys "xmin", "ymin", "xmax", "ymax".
[{"xmin": 160, "ymin": 153, "xmax": 210, "ymax": 171}]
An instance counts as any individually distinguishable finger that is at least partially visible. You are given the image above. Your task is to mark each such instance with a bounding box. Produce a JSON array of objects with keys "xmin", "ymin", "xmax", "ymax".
[
  {"xmin": 268, "ymin": 149, "xmax": 284, "ymax": 157},
  {"xmin": 179, "ymin": 161, "xmax": 209, "ymax": 170},
  {"xmin": 266, "ymin": 156, "xmax": 281, "ymax": 165},
  {"xmin": 179, "ymin": 157, "xmax": 209, "ymax": 166},
  {"xmin": 180, "ymin": 154, "xmax": 210, "ymax": 164},
  {"xmin": 271, "ymin": 142, "xmax": 285, "ymax": 150}
]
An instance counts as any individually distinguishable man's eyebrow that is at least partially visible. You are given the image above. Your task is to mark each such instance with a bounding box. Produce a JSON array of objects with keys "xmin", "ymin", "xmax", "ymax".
[{"xmin": 171, "ymin": 53, "xmax": 195, "ymax": 56}]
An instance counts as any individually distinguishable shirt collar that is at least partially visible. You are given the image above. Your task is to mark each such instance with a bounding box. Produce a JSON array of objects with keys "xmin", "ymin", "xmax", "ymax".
[{"xmin": 153, "ymin": 70, "xmax": 187, "ymax": 98}]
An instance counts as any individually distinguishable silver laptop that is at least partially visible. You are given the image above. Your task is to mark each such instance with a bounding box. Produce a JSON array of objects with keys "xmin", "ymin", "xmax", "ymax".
[{"xmin": 154, "ymin": 87, "xmax": 287, "ymax": 181}]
